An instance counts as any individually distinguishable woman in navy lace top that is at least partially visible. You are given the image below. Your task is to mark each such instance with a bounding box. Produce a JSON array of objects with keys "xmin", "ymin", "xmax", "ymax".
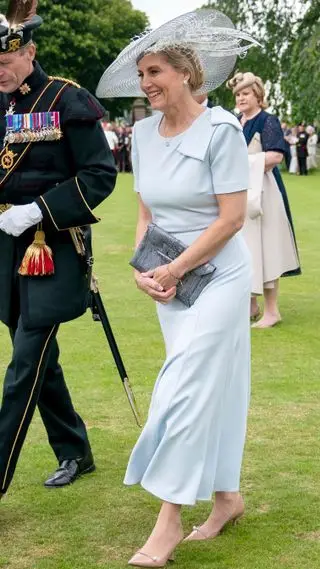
[{"xmin": 228, "ymin": 72, "xmax": 301, "ymax": 328}]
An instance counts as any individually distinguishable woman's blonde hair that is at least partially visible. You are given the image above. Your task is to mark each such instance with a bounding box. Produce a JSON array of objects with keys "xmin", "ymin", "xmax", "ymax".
[
  {"xmin": 227, "ymin": 71, "xmax": 268, "ymax": 109},
  {"xmin": 137, "ymin": 43, "xmax": 204, "ymax": 92}
]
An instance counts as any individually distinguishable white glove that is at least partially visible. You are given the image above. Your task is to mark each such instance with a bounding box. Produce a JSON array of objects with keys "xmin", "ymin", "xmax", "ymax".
[{"xmin": 0, "ymin": 203, "xmax": 43, "ymax": 237}]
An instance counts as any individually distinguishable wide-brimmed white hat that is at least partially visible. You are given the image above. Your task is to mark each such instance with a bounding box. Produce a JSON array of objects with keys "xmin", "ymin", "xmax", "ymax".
[{"xmin": 96, "ymin": 9, "xmax": 259, "ymax": 99}]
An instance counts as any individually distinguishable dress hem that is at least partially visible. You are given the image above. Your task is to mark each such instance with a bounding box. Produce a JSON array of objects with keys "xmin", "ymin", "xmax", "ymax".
[
  {"xmin": 124, "ymin": 480, "xmax": 240, "ymax": 506},
  {"xmin": 252, "ymin": 265, "xmax": 300, "ymax": 295}
]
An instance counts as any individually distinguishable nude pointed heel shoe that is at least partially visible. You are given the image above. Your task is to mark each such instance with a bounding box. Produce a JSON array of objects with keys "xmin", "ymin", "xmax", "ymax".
[
  {"xmin": 128, "ymin": 550, "xmax": 176, "ymax": 567},
  {"xmin": 184, "ymin": 496, "xmax": 245, "ymax": 542}
]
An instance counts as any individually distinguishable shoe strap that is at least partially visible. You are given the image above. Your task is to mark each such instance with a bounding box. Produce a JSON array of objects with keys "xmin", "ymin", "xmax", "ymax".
[
  {"xmin": 136, "ymin": 551, "xmax": 159, "ymax": 562},
  {"xmin": 192, "ymin": 525, "xmax": 208, "ymax": 539}
]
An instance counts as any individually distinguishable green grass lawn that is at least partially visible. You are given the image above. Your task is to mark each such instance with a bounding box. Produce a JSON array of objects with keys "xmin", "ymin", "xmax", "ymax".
[{"xmin": 0, "ymin": 171, "xmax": 319, "ymax": 568}]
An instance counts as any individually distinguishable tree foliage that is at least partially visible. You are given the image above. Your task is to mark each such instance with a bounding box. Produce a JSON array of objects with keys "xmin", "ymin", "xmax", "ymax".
[
  {"xmin": 281, "ymin": 1, "xmax": 320, "ymax": 123},
  {"xmin": 203, "ymin": 0, "xmax": 314, "ymax": 120},
  {"xmin": 0, "ymin": 0, "xmax": 148, "ymax": 117},
  {"xmin": 1, "ymin": 0, "xmax": 317, "ymax": 122}
]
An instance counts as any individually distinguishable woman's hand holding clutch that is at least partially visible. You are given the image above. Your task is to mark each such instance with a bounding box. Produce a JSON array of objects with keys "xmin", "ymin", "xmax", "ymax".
[
  {"xmin": 130, "ymin": 224, "xmax": 216, "ymax": 307},
  {"xmin": 151, "ymin": 264, "xmax": 182, "ymax": 290},
  {"xmin": 134, "ymin": 269, "xmax": 177, "ymax": 304}
]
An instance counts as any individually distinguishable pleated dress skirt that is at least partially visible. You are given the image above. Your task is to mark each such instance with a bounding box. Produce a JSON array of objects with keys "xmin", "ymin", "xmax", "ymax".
[{"xmin": 124, "ymin": 230, "xmax": 252, "ymax": 505}]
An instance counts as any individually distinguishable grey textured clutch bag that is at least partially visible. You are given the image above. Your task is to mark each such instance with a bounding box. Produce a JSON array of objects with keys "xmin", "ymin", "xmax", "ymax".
[{"xmin": 130, "ymin": 223, "xmax": 216, "ymax": 307}]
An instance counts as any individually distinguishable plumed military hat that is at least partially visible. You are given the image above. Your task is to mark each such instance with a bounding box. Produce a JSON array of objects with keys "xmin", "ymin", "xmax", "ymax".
[{"xmin": 0, "ymin": 0, "xmax": 42, "ymax": 54}]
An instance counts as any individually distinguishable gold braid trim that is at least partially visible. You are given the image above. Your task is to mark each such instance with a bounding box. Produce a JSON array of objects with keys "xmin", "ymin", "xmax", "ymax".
[
  {"xmin": 48, "ymin": 76, "xmax": 81, "ymax": 88},
  {"xmin": 0, "ymin": 204, "xmax": 12, "ymax": 214}
]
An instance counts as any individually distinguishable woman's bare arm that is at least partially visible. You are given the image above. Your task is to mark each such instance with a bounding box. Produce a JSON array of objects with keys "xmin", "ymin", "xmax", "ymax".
[
  {"xmin": 135, "ymin": 194, "xmax": 152, "ymax": 248},
  {"xmin": 264, "ymin": 150, "xmax": 283, "ymax": 172},
  {"xmin": 150, "ymin": 190, "xmax": 247, "ymax": 292},
  {"xmin": 134, "ymin": 194, "xmax": 176, "ymax": 302},
  {"xmin": 169, "ymin": 190, "xmax": 247, "ymax": 278}
]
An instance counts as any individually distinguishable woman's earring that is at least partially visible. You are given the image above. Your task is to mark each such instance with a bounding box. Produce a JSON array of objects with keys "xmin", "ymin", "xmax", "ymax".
[{"xmin": 183, "ymin": 79, "xmax": 188, "ymax": 85}]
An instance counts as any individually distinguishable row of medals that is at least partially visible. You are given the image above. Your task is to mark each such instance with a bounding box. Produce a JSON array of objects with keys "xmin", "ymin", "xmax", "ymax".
[
  {"xmin": 1, "ymin": 103, "xmax": 62, "ymax": 170},
  {"xmin": 3, "ymin": 101, "xmax": 62, "ymax": 146},
  {"xmin": 4, "ymin": 127, "xmax": 62, "ymax": 145}
]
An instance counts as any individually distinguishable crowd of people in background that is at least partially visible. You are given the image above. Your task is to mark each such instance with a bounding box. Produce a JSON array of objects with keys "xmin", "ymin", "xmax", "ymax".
[
  {"xmin": 281, "ymin": 122, "xmax": 318, "ymax": 175},
  {"xmin": 101, "ymin": 118, "xmax": 318, "ymax": 178},
  {"xmin": 101, "ymin": 121, "xmax": 133, "ymax": 173}
]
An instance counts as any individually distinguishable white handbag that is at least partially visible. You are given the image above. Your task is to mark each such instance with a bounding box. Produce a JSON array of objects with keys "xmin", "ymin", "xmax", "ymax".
[{"xmin": 247, "ymin": 152, "xmax": 265, "ymax": 219}]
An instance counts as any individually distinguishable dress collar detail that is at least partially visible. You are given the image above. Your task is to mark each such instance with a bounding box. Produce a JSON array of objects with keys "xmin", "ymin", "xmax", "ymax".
[{"xmin": 176, "ymin": 107, "xmax": 243, "ymax": 161}]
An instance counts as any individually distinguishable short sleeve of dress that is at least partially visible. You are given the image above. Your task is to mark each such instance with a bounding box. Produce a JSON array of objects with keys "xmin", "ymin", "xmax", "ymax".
[
  {"xmin": 131, "ymin": 125, "xmax": 140, "ymax": 192},
  {"xmin": 261, "ymin": 115, "xmax": 286, "ymax": 153},
  {"xmin": 209, "ymin": 124, "xmax": 249, "ymax": 194}
]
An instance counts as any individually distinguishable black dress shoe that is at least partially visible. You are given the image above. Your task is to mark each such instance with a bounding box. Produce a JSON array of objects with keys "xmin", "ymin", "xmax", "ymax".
[{"xmin": 44, "ymin": 453, "xmax": 96, "ymax": 488}]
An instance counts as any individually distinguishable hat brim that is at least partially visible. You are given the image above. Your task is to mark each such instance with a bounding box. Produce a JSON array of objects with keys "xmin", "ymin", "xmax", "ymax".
[{"xmin": 96, "ymin": 9, "xmax": 259, "ymax": 98}]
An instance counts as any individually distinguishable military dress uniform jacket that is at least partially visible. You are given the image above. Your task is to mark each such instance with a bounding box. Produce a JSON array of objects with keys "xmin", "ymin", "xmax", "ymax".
[
  {"xmin": 296, "ymin": 131, "xmax": 309, "ymax": 158},
  {"xmin": 0, "ymin": 62, "xmax": 117, "ymax": 329}
]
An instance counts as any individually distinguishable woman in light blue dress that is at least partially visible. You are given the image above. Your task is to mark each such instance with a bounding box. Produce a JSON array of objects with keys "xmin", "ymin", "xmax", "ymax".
[{"xmin": 96, "ymin": 9, "xmax": 258, "ymax": 568}]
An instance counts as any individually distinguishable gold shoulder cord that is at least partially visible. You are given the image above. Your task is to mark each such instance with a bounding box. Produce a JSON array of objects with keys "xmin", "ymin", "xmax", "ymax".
[{"xmin": 48, "ymin": 76, "xmax": 81, "ymax": 88}]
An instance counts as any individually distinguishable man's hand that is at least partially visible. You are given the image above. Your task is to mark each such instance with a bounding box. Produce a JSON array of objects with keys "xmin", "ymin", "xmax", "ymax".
[{"xmin": 0, "ymin": 203, "xmax": 43, "ymax": 237}]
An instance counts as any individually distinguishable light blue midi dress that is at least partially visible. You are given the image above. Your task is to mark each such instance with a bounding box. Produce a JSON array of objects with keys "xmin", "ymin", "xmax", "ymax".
[{"xmin": 124, "ymin": 107, "xmax": 252, "ymax": 506}]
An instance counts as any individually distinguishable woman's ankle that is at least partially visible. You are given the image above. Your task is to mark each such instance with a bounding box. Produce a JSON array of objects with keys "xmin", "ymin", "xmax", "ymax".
[
  {"xmin": 261, "ymin": 310, "xmax": 281, "ymax": 321},
  {"xmin": 157, "ymin": 502, "xmax": 182, "ymax": 526},
  {"xmin": 215, "ymin": 491, "xmax": 240, "ymax": 502}
]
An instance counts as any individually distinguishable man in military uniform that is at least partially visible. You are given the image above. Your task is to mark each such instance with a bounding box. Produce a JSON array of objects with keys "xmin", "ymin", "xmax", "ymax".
[
  {"xmin": 281, "ymin": 121, "xmax": 292, "ymax": 171},
  {"xmin": 0, "ymin": 2, "xmax": 117, "ymax": 499},
  {"xmin": 296, "ymin": 123, "xmax": 309, "ymax": 175}
]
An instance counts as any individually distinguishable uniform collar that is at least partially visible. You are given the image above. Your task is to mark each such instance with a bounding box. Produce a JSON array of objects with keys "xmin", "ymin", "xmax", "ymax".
[
  {"xmin": 11, "ymin": 61, "xmax": 48, "ymax": 102},
  {"xmin": 176, "ymin": 106, "xmax": 243, "ymax": 161}
]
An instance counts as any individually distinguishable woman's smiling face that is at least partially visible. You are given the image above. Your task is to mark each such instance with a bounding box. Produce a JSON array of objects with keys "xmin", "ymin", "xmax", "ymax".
[{"xmin": 137, "ymin": 53, "xmax": 188, "ymax": 112}]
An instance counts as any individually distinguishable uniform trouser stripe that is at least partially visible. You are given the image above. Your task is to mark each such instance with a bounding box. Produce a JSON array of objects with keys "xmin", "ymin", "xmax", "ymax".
[{"xmin": 2, "ymin": 325, "xmax": 57, "ymax": 490}]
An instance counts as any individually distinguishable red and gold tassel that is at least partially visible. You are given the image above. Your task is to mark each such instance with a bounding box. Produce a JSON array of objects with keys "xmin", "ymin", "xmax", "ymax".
[{"xmin": 18, "ymin": 230, "xmax": 54, "ymax": 276}]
